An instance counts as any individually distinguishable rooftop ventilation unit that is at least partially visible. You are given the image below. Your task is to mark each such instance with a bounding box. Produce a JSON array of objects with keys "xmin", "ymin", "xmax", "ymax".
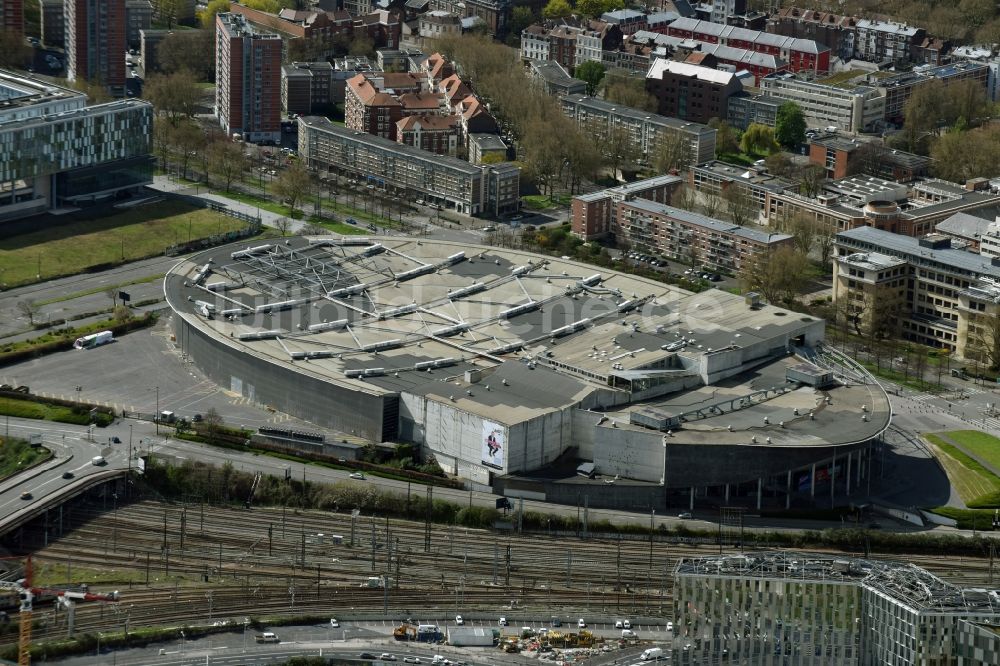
[
  {"xmin": 307, "ymin": 319, "xmax": 349, "ymax": 332},
  {"xmin": 238, "ymin": 329, "xmax": 283, "ymax": 341}
]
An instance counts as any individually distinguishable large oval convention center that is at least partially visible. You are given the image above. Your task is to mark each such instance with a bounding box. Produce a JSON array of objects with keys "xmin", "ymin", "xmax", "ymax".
[{"xmin": 164, "ymin": 235, "xmax": 890, "ymax": 511}]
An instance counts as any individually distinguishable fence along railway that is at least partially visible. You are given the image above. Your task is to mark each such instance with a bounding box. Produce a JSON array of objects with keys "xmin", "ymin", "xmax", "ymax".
[{"xmin": 0, "ymin": 498, "xmax": 997, "ymax": 647}]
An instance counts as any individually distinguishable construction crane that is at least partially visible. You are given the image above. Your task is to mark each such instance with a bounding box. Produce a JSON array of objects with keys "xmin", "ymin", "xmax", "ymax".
[{"xmin": 0, "ymin": 557, "xmax": 119, "ymax": 665}]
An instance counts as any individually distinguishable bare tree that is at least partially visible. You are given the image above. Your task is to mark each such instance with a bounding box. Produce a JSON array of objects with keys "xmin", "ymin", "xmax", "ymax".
[
  {"xmin": 275, "ymin": 218, "xmax": 293, "ymax": 236},
  {"xmin": 207, "ymin": 140, "xmax": 246, "ymax": 192},
  {"xmin": 722, "ymin": 185, "xmax": 757, "ymax": 226},
  {"xmin": 16, "ymin": 300, "xmax": 38, "ymax": 326},
  {"xmin": 273, "ymin": 161, "xmax": 312, "ymax": 217},
  {"xmin": 200, "ymin": 407, "xmax": 225, "ymax": 444},
  {"xmin": 740, "ymin": 246, "xmax": 808, "ymax": 304},
  {"xmin": 653, "ymin": 131, "xmax": 693, "ymax": 173},
  {"xmin": 967, "ymin": 311, "xmax": 1000, "ymax": 372}
]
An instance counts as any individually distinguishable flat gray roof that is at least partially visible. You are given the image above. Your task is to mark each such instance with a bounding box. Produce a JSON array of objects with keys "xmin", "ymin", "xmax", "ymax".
[
  {"xmin": 624, "ymin": 199, "xmax": 792, "ymax": 244},
  {"xmin": 837, "ymin": 226, "xmax": 1000, "ymax": 277},
  {"xmin": 300, "ymin": 116, "xmax": 483, "ymax": 175}
]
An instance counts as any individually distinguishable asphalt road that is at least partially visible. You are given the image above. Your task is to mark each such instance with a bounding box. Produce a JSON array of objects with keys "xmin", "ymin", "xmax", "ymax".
[
  {"xmin": 0, "ymin": 418, "xmax": 130, "ymax": 530},
  {"xmin": 53, "ymin": 617, "xmax": 663, "ymax": 665}
]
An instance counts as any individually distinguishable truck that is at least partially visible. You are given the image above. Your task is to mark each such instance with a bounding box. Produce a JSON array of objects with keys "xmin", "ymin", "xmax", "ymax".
[
  {"xmin": 255, "ymin": 632, "xmax": 279, "ymax": 643},
  {"xmin": 641, "ymin": 647, "xmax": 663, "ymax": 660},
  {"xmin": 73, "ymin": 330, "xmax": 113, "ymax": 350}
]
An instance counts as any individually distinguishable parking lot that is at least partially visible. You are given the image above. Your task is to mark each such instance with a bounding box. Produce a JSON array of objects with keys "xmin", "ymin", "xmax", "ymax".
[{"xmin": 0, "ymin": 314, "xmax": 327, "ymax": 432}]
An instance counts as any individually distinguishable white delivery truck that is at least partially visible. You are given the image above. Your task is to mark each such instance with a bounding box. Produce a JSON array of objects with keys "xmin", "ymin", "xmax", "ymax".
[{"xmin": 641, "ymin": 647, "xmax": 663, "ymax": 660}]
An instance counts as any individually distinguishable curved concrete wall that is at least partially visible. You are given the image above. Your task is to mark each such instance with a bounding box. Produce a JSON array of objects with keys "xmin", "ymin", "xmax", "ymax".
[{"xmin": 174, "ymin": 315, "xmax": 392, "ymax": 441}]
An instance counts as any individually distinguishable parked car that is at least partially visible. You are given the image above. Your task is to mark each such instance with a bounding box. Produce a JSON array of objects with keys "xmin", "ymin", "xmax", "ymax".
[
  {"xmin": 577, "ymin": 618, "xmax": 586, "ymax": 628},
  {"xmin": 330, "ymin": 618, "xmax": 339, "ymax": 628},
  {"xmin": 455, "ymin": 615, "xmax": 464, "ymax": 625}
]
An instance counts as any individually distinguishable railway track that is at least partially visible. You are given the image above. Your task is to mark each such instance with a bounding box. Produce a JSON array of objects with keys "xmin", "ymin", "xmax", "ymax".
[{"xmin": 1, "ymin": 500, "xmax": 995, "ymax": 645}]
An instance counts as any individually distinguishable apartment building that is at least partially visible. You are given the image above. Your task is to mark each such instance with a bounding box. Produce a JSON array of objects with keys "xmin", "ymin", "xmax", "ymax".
[
  {"xmin": 645, "ymin": 58, "xmax": 744, "ymax": 124},
  {"xmin": 1, "ymin": 0, "xmax": 20, "ymax": 33},
  {"xmin": 689, "ymin": 162, "xmax": 1000, "ymax": 238},
  {"xmin": 601, "ymin": 9, "xmax": 646, "ymax": 35},
  {"xmin": 807, "ymin": 134, "xmax": 930, "ymax": 181},
  {"xmin": 418, "ymin": 10, "xmax": 461, "ymax": 39},
  {"xmin": 616, "ymin": 198, "xmax": 792, "ymax": 272},
  {"xmin": 40, "ymin": 0, "xmax": 64, "ymax": 47},
  {"xmin": 559, "ymin": 94, "xmax": 717, "ymax": 166},
  {"xmin": 758, "ymin": 72, "xmax": 885, "ymax": 133},
  {"xmin": 429, "ymin": 0, "xmax": 511, "ymax": 38},
  {"xmin": 215, "ymin": 12, "xmax": 282, "ymax": 144},
  {"xmin": 549, "ymin": 24, "xmax": 582, "ymax": 71},
  {"xmin": 281, "ymin": 62, "xmax": 334, "ymax": 116},
  {"xmin": 467, "ymin": 133, "xmax": 507, "ymax": 165},
  {"xmin": 395, "ymin": 115, "xmax": 458, "ymax": 156},
  {"xmin": 571, "ymin": 174, "xmax": 683, "ymax": 240},
  {"xmin": 674, "ymin": 552, "xmax": 1000, "ymax": 666},
  {"xmin": 228, "ymin": 3, "xmax": 354, "ymax": 45},
  {"xmin": 520, "ymin": 24, "xmax": 550, "ymax": 62},
  {"xmin": 878, "ymin": 61, "xmax": 990, "ymax": 125},
  {"xmin": 768, "ymin": 6, "xmax": 858, "ymax": 61},
  {"xmin": 727, "ymin": 92, "xmax": 783, "ymax": 130},
  {"xmin": 298, "ymin": 116, "xmax": 520, "ymax": 216},
  {"xmin": 66, "ymin": 0, "xmax": 127, "ymax": 97},
  {"xmin": 833, "ymin": 225, "xmax": 1000, "ymax": 356},
  {"xmin": 344, "ymin": 73, "xmax": 404, "ymax": 140},
  {"xmin": 706, "ymin": 0, "xmax": 745, "ymax": 24},
  {"xmin": 696, "ymin": 42, "xmax": 787, "ymax": 84},
  {"xmin": 667, "ymin": 17, "xmax": 830, "ymax": 76},
  {"xmin": 575, "ymin": 21, "xmax": 623, "ymax": 67},
  {"xmin": 124, "ymin": 0, "xmax": 151, "ymax": 49},
  {"xmin": 138, "ymin": 28, "xmax": 167, "ymax": 73},
  {"xmin": 0, "ymin": 71, "xmax": 152, "ymax": 221},
  {"xmin": 854, "ymin": 18, "xmax": 923, "ymax": 65},
  {"xmin": 529, "ymin": 60, "xmax": 586, "ymax": 97}
]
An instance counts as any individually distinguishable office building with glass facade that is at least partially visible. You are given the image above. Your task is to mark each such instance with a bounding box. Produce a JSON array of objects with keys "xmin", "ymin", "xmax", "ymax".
[
  {"xmin": 0, "ymin": 70, "xmax": 153, "ymax": 221},
  {"xmin": 674, "ymin": 552, "xmax": 1000, "ymax": 666}
]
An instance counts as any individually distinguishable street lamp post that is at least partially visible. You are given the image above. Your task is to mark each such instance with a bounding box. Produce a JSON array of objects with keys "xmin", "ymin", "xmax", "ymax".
[{"xmin": 153, "ymin": 386, "xmax": 159, "ymax": 435}]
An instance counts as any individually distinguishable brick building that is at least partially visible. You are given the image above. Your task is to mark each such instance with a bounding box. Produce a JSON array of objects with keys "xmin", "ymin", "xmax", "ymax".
[
  {"xmin": 571, "ymin": 174, "xmax": 683, "ymax": 240},
  {"xmin": 396, "ymin": 114, "xmax": 459, "ymax": 155},
  {"xmin": 616, "ymin": 199, "xmax": 793, "ymax": 272},
  {"xmin": 645, "ymin": 58, "xmax": 743, "ymax": 124},
  {"xmin": 345, "ymin": 73, "xmax": 404, "ymax": 140},
  {"xmin": 667, "ymin": 17, "xmax": 829, "ymax": 76},
  {"xmin": 66, "ymin": 0, "xmax": 127, "ymax": 97},
  {"xmin": 282, "ymin": 62, "xmax": 334, "ymax": 116},
  {"xmin": 0, "ymin": 0, "xmax": 22, "ymax": 34},
  {"xmin": 215, "ymin": 12, "xmax": 282, "ymax": 143}
]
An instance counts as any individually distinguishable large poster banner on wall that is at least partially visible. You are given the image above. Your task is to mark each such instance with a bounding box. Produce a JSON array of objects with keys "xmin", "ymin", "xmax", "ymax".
[{"xmin": 482, "ymin": 421, "xmax": 505, "ymax": 470}]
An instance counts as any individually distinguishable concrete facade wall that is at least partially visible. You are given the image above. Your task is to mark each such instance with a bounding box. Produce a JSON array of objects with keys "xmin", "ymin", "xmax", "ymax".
[
  {"xmin": 174, "ymin": 314, "xmax": 389, "ymax": 441},
  {"xmin": 507, "ymin": 408, "xmax": 573, "ymax": 473},
  {"xmin": 593, "ymin": 425, "xmax": 664, "ymax": 483}
]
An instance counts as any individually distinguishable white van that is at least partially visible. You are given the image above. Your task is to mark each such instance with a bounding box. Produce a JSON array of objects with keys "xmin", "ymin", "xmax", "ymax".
[
  {"xmin": 621, "ymin": 629, "xmax": 636, "ymax": 638},
  {"xmin": 641, "ymin": 647, "xmax": 663, "ymax": 660},
  {"xmin": 91, "ymin": 455, "xmax": 106, "ymax": 466}
]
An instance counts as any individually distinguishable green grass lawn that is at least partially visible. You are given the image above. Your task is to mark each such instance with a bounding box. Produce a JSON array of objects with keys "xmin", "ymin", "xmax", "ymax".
[
  {"xmin": 939, "ymin": 430, "xmax": 1000, "ymax": 472},
  {"xmin": 522, "ymin": 194, "xmax": 572, "ymax": 210},
  {"xmin": 819, "ymin": 70, "xmax": 866, "ymax": 88},
  {"xmin": 0, "ymin": 200, "xmax": 245, "ymax": 287},
  {"xmin": 924, "ymin": 433, "xmax": 1000, "ymax": 507},
  {"xmin": 310, "ymin": 219, "xmax": 367, "ymax": 235},
  {"xmin": 0, "ymin": 437, "xmax": 50, "ymax": 481}
]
